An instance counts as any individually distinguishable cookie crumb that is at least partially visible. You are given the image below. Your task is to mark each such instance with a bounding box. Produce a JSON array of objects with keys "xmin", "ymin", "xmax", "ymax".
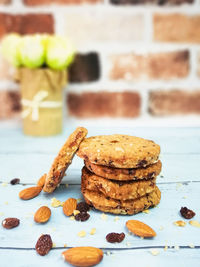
[
  {"xmin": 1, "ymin": 182, "xmax": 8, "ymax": 187},
  {"xmin": 142, "ymin": 209, "xmax": 150, "ymax": 214},
  {"xmin": 114, "ymin": 216, "xmax": 119, "ymax": 222},
  {"xmin": 64, "ymin": 244, "xmax": 67, "ymax": 248},
  {"xmin": 126, "ymin": 241, "xmax": 131, "ymax": 247},
  {"xmin": 70, "ymin": 216, "xmax": 75, "ymax": 220},
  {"xmin": 159, "ymin": 226, "xmax": 164, "ymax": 230},
  {"xmin": 52, "ymin": 242, "xmax": 56, "ymax": 248},
  {"xmin": 174, "ymin": 245, "xmax": 179, "ymax": 250},
  {"xmin": 90, "ymin": 228, "xmax": 96, "ymax": 235},
  {"xmin": 78, "ymin": 230, "xmax": 86, "ymax": 237},
  {"xmin": 73, "ymin": 210, "xmax": 80, "ymax": 216},
  {"xmin": 188, "ymin": 243, "xmax": 195, "ymax": 248},
  {"xmin": 51, "ymin": 197, "xmax": 63, "ymax": 208},
  {"xmin": 164, "ymin": 245, "xmax": 168, "ymax": 251},
  {"xmin": 0, "ymin": 212, "xmax": 4, "ymax": 216},
  {"xmin": 100, "ymin": 213, "xmax": 108, "ymax": 221},
  {"xmin": 189, "ymin": 220, "xmax": 200, "ymax": 228},
  {"xmin": 150, "ymin": 249, "xmax": 160, "ymax": 256},
  {"xmin": 174, "ymin": 220, "xmax": 186, "ymax": 227}
]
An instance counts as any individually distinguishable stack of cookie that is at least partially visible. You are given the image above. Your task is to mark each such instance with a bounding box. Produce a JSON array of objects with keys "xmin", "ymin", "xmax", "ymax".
[{"xmin": 77, "ymin": 134, "xmax": 162, "ymax": 215}]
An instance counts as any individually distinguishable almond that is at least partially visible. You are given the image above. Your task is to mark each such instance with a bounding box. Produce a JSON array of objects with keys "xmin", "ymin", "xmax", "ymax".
[
  {"xmin": 63, "ymin": 198, "xmax": 77, "ymax": 216},
  {"xmin": 126, "ymin": 220, "xmax": 156, "ymax": 238},
  {"xmin": 19, "ymin": 186, "xmax": 42, "ymax": 200},
  {"xmin": 62, "ymin": 246, "xmax": 103, "ymax": 267},
  {"xmin": 37, "ymin": 174, "xmax": 46, "ymax": 187},
  {"xmin": 34, "ymin": 206, "xmax": 51, "ymax": 223}
]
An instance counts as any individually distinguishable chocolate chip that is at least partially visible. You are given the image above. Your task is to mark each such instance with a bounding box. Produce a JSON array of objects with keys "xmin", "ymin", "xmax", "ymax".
[
  {"xmin": 137, "ymin": 159, "xmax": 147, "ymax": 168},
  {"xmin": 10, "ymin": 178, "xmax": 20, "ymax": 185},
  {"xmin": 2, "ymin": 218, "xmax": 20, "ymax": 229},
  {"xmin": 35, "ymin": 234, "xmax": 53, "ymax": 256}
]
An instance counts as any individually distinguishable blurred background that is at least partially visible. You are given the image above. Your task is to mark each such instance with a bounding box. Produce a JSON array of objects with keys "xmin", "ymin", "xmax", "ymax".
[{"xmin": 0, "ymin": 0, "xmax": 200, "ymax": 127}]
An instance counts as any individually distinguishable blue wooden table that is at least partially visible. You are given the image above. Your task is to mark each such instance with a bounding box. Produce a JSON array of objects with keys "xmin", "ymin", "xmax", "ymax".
[{"xmin": 0, "ymin": 124, "xmax": 200, "ymax": 267}]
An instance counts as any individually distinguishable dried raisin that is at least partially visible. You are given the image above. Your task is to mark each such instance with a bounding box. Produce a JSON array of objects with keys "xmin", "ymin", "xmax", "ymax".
[
  {"xmin": 180, "ymin": 207, "xmax": 195, "ymax": 219},
  {"xmin": 10, "ymin": 178, "xmax": 20, "ymax": 185},
  {"xmin": 106, "ymin": 232, "xmax": 125, "ymax": 243},
  {"xmin": 76, "ymin": 202, "xmax": 90, "ymax": 213},
  {"xmin": 75, "ymin": 212, "xmax": 90, "ymax": 222}
]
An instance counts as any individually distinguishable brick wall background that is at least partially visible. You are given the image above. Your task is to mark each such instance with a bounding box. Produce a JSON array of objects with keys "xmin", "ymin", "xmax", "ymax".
[{"xmin": 0, "ymin": 0, "xmax": 200, "ymax": 126}]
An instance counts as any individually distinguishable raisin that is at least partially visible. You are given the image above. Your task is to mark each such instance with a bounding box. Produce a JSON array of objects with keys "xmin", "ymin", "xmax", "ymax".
[
  {"xmin": 10, "ymin": 178, "xmax": 20, "ymax": 185},
  {"xmin": 76, "ymin": 202, "xmax": 90, "ymax": 213},
  {"xmin": 180, "ymin": 207, "xmax": 195, "ymax": 219},
  {"xmin": 35, "ymin": 234, "xmax": 53, "ymax": 256},
  {"xmin": 2, "ymin": 218, "xmax": 20, "ymax": 229},
  {"xmin": 75, "ymin": 212, "xmax": 90, "ymax": 222},
  {"xmin": 106, "ymin": 232, "xmax": 125, "ymax": 243}
]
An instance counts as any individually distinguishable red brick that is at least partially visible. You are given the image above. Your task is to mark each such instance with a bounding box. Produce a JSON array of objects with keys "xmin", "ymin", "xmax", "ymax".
[
  {"xmin": 67, "ymin": 91, "xmax": 141, "ymax": 118},
  {"xmin": 64, "ymin": 13, "xmax": 144, "ymax": 45},
  {"xmin": 23, "ymin": 0, "xmax": 101, "ymax": 5},
  {"xmin": 149, "ymin": 90, "xmax": 200, "ymax": 115},
  {"xmin": 111, "ymin": 0, "xmax": 193, "ymax": 4},
  {"xmin": 110, "ymin": 50, "xmax": 189, "ymax": 81},
  {"xmin": 0, "ymin": 13, "xmax": 54, "ymax": 38},
  {"xmin": 68, "ymin": 53, "xmax": 100, "ymax": 83},
  {"xmin": 0, "ymin": 90, "xmax": 21, "ymax": 119},
  {"xmin": 0, "ymin": 0, "xmax": 11, "ymax": 4},
  {"xmin": 154, "ymin": 14, "xmax": 200, "ymax": 43}
]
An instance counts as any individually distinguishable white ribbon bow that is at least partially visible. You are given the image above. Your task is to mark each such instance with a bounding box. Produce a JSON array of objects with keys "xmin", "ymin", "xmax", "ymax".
[{"xmin": 21, "ymin": 90, "xmax": 62, "ymax": 121}]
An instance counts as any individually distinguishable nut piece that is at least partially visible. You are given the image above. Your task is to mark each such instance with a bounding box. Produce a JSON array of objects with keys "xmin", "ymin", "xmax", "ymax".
[
  {"xmin": 2, "ymin": 218, "xmax": 20, "ymax": 229},
  {"xmin": 180, "ymin": 207, "xmax": 195, "ymax": 219},
  {"xmin": 35, "ymin": 234, "xmax": 53, "ymax": 256},
  {"xmin": 19, "ymin": 186, "xmax": 42, "ymax": 200},
  {"xmin": 34, "ymin": 206, "xmax": 51, "ymax": 223},
  {"xmin": 126, "ymin": 220, "xmax": 156, "ymax": 238},
  {"xmin": 63, "ymin": 198, "xmax": 77, "ymax": 216},
  {"xmin": 37, "ymin": 174, "xmax": 46, "ymax": 188},
  {"xmin": 62, "ymin": 246, "xmax": 103, "ymax": 267},
  {"xmin": 174, "ymin": 220, "xmax": 186, "ymax": 227},
  {"xmin": 189, "ymin": 220, "xmax": 200, "ymax": 228}
]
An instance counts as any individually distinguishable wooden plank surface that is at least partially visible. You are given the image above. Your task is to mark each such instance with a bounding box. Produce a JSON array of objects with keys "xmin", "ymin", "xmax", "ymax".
[{"xmin": 0, "ymin": 125, "xmax": 200, "ymax": 266}]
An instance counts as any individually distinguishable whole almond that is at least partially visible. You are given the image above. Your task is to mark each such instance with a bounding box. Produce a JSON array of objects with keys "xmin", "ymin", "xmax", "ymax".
[
  {"xmin": 63, "ymin": 198, "xmax": 77, "ymax": 216},
  {"xmin": 2, "ymin": 218, "xmax": 20, "ymax": 229},
  {"xmin": 19, "ymin": 186, "xmax": 42, "ymax": 200},
  {"xmin": 62, "ymin": 246, "xmax": 103, "ymax": 267},
  {"xmin": 37, "ymin": 174, "xmax": 46, "ymax": 187},
  {"xmin": 34, "ymin": 206, "xmax": 51, "ymax": 223},
  {"xmin": 126, "ymin": 220, "xmax": 156, "ymax": 238}
]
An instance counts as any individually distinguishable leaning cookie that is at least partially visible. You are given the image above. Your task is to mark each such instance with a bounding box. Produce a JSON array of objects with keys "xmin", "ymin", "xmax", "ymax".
[
  {"xmin": 82, "ymin": 186, "xmax": 161, "ymax": 215},
  {"xmin": 43, "ymin": 127, "xmax": 88, "ymax": 193},
  {"xmin": 85, "ymin": 160, "xmax": 162, "ymax": 181},
  {"xmin": 77, "ymin": 134, "xmax": 160, "ymax": 169},
  {"xmin": 82, "ymin": 166, "xmax": 156, "ymax": 200}
]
